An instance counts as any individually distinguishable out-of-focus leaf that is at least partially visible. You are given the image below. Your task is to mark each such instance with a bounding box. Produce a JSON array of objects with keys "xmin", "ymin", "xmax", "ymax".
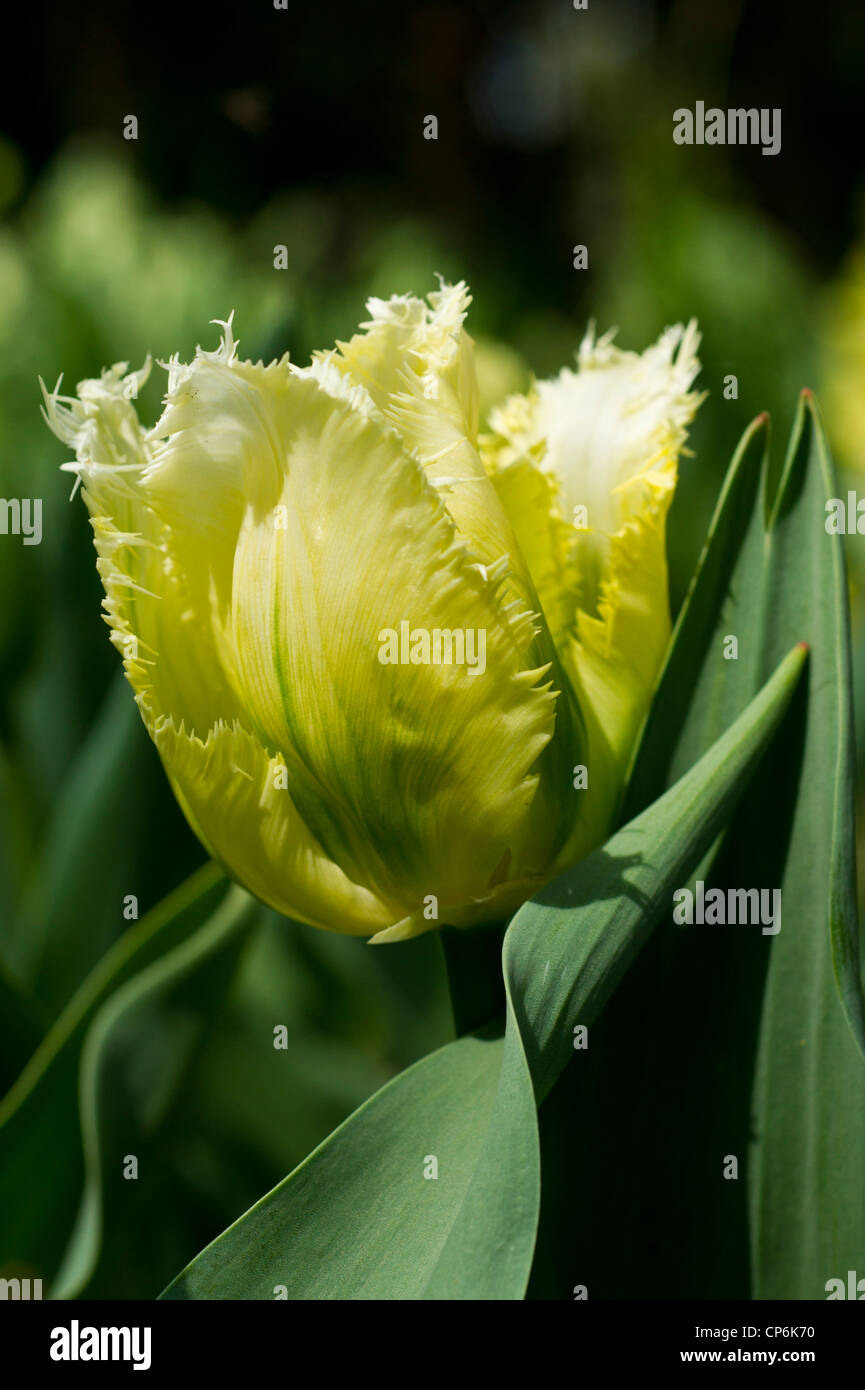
[
  {"xmin": 0, "ymin": 736, "xmax": 31, "ymax": 973},
  {"xmin": 0, "ymin": 957, "xmax": 45, "ymax": 1095},
  {"xmin": 0, "ymin": 862, "xmax": 225, "ymax": 1284},
  {"xmin": 179, "ymin": 914, "xmax": 451, "ymax": 1202},
  {"xmin": 52, "ymin": 885, "xmax": 259, "ymax": 1299},
  {"xmin": 8, "ymin": 675, "xmax": 167, "ymax": 1010}
]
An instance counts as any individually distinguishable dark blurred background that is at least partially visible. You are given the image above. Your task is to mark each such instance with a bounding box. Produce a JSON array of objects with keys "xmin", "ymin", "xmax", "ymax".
[{"xmin": 2, "ymin": 0, "xmax": 864, "ymax": 1296}]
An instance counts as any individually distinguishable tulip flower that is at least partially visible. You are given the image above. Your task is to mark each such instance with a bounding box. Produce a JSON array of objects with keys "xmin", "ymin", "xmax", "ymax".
[{"xmin": 43, "ymin": 284, "xmax": 701, "ymax": 941}]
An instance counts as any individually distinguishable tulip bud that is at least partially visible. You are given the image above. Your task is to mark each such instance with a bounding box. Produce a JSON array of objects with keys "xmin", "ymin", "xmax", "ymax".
[{"xmin": 43, "ymin": 288, "xmax": 701, "ymax": 941}]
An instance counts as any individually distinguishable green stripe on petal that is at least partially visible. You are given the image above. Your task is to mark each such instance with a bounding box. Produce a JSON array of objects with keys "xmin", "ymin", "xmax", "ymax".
[{"xmin": 155, "ymin": 718, "xmax": 395, "ymax": 934}]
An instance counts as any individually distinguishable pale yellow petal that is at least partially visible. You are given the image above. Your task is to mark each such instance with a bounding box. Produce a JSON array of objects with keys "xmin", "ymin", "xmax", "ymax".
[
  {"xmin": 484, "ymin": 321, "xmax": 703, "ymax": 857},
  {"xmin": 42, "ymin": 359, "xmax": 241, "ymax": 735}
]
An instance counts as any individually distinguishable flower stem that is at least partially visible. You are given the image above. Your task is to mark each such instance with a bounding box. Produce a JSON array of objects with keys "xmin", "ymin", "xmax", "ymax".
[{"xmin": 439, "ymin": 920, "xmax": 508, "ymax": 1037}]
